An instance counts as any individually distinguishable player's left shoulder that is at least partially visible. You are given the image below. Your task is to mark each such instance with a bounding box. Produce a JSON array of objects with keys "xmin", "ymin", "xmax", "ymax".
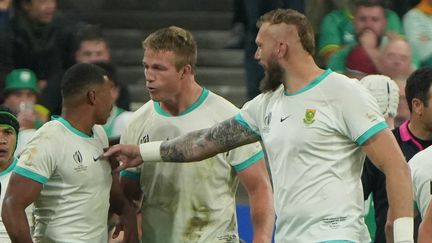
[{"xmin": 205, "ymin": 91, "xmax": 239, "ymax": 113}]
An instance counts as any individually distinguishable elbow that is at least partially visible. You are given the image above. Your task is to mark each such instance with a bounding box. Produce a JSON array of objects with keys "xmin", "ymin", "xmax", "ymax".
[
  {"xmin": 1, "ymin": 196, "xmax": 11, "ymax": 223},
  {"xmin": 385, "ymin": 219, "xmax": 394, "ymax": 241}
]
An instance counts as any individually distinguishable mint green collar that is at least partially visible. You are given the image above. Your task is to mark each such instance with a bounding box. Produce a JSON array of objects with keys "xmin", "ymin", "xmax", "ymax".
[
  {"xmin": 52, "ymin": 116, "xmax": 93, "ymax": 138},
  {"xmin": 154, "ymin": 88, "xmax": 209, "ymax": 117},
  {"xmin": 0, "ymin": 157, "xmax": 18, "ymax": 176},
  {"xmin": 284, "ymin": 69, "xmax": 332, "ymax": 96}
]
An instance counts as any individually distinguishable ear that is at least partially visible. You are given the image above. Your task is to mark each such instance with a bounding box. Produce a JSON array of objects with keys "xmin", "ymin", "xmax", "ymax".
[
  {"xmin": 180, "ymin": 65, "xmax": 192, "ymax": 79},
  {"xmin": 277, "ymin": 42, "xmax": 288, "ymax": 58},
  {"xmin": 412, "ymin": 98, "xmax": 424, "ymax": 116},
  {"xmin": 87, "ymin": 90, "xmax": 97, "ymax": 105}
]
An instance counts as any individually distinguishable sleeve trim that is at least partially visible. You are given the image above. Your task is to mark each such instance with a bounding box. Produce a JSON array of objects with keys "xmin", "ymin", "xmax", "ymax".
[
  {"xmin": 13, "ymin": 166, "xmax": 48, "ymax": 184},
  {"xmin": 120, "ymin": 170, "xmax": 141, "ymax": 180},
  {"xmin": 356, "ymin": 122, "xmax": 388, "ymax": 145},
  {"xmin": 234, "ymin": 113, "xmax": 261, "ymax": 139},
  {"xmin": 233, "ymin": 150, "xmax": 264, "ymax": 172}
]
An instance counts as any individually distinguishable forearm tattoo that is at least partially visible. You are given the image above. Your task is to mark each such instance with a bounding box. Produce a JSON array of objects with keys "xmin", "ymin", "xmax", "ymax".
[{"xmin": 160, "ymin": 117, "xmax": 259, "ymax": 162}]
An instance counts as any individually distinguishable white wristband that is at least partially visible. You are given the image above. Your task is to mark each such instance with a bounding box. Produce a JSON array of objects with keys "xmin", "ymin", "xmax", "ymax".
[
  {"xmin": 393, "ymin": 217, "xmax": 414, "ymax": 243},
  {"xmin": 139, "ymin": 141, "xmax": 163, "ymax": 162}
]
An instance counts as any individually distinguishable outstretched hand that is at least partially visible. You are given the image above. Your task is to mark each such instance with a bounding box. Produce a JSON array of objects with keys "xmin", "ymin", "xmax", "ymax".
[{"xmin": 103, "ymin": 144, "xmax": 143, "ymax": 172}]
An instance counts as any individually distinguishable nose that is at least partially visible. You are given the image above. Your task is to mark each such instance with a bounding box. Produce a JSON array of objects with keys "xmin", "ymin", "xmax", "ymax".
[
  {"xmin": 0, "ymin": 136, "xmax": 7, "ymax": 144},
  {"xmin": 254, "ymin": 49, "xmax": 260, "ymax": 60},
  {"xmin": 144, "ymin": 68, "xmax": 155, "ymax": 82}
]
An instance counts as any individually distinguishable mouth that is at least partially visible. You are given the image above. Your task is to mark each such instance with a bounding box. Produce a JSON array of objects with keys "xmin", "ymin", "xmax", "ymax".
[{"xmin": 0, "ymin": 148, "xmax": 8, "ymax": 157}]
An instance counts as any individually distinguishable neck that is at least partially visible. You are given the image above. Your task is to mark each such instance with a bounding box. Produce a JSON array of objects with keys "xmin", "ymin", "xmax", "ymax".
[
  {"xmin": 0, "ymin": 157, "xmax": 14, "ymax": 173},
  {"xmin": 159, "ymin": 80, "xmax": 203, "ymax": 116},
  {"xmin": 283, "ymin": 54, "xmax": 325, "ymax": 94},
  {"xmin": 61, "ymin": 106, "xmax": 94, "ymax": 136},
  {"xmin": 408, "ymin": 118, "xmax": 432, "ymax": 140}
]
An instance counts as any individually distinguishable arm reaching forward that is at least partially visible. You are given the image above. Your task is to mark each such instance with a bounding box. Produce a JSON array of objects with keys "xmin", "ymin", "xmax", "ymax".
[{"xmin": 105, "ymin": 117, "xmax": 260, "ymax": 172}]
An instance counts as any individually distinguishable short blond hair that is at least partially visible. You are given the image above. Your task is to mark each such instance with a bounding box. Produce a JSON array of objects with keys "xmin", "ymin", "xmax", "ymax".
[{"xmin": 143, "ymin": 26, "xmax": 197, "ymax": 73}]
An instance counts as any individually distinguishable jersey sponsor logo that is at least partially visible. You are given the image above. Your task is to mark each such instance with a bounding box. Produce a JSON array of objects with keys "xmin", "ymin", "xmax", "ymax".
[
  {"xmin": 280, "ymin": 115, "xmax": 291, "ymax": 122},
  {"xmin": 303, "ymin": 109, "xmax": 316, "ymax": 125},
  {"xmin": 93, "ymin": 154, "xmax": 103, "ymax": 162},
  {"xmin": 72, "ymin": 150, "xmax": 87, "ymax": 172}
]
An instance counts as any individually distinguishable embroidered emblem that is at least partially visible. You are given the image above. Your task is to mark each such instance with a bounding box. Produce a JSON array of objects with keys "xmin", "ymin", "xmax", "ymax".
[
  {"xmin": 303, "ymin": 109, "xmax": 316, "ymax": 125},
  {"xmin": 73, "ymin": 150, "xmax": 87, "ymax": 172},
  {"xmin": 139, "ymin": 134, "xmax": 149, "ymax": 144},
  {"xmin": 264, "ymin": 112, "xmax": 272, "ymax": 126}
]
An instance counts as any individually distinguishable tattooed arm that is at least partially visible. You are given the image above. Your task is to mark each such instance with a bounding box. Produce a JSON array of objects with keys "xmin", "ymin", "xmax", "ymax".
[
  {"xmin": 105, "ymin": 117, "xmax": 260, "ymax": 171},
  {"xmin": 161, "ymin": 117, "xmax": 259, "ymax": 162}
]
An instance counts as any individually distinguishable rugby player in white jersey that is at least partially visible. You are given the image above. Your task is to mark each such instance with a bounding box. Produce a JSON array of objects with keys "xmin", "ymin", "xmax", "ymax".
[
  {"xmin": 119, "ymin": 26, "xmax": 274, "ymax": 243},
  {"xmin": 2, "ymin": 63, "xmax": 138, "ymax": 243},
  {"xmin": 0, "ymin": 106, "xmax": 35, "ymax": 242},
  {"xmin": 105, "ymin": 9, "xmax": 414, "ymax": 243}
]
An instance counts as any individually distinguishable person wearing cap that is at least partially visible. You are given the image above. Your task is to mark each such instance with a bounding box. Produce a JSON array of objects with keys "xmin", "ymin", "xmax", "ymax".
[
  {"xmin": 362, "ymin": 68, "xmax": 432, "ymax": 242},
  {"xmin": 2, "ymin": 68, "xmax": 49, "ymax": 155},
  {"xmin": 0, "ymin": 105, "xmax": 34, "ymax": 242}
]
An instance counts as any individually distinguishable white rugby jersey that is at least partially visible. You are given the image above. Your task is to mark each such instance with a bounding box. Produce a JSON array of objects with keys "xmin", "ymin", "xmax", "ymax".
[
  {"xmin": 0, "ymin": 158, "xmax": 34, "ymax": 242},
  {"xmin": 237, "ymin": 69, "xmax": 386, "ymax": 242},
  {"xmin": 121, "ymin": 89, "xmax": 264, "ymax": 243},
  {"xmin": 14, "ymin": 117, "xmax": 112, "ymax": 243},
  {"xmin": 409, "ymin": 146, "xmax": 432, "ymax": 218}
]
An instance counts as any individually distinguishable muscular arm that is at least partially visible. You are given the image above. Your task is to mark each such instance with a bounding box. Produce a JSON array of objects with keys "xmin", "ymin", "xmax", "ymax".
[
  {"xmin": 106, "ymin": 117, "xmax": 260, "ymax": 172},
  {"xmin": 362, "ymin": 129, "xmax": 413, "ymax": 241},
  {"xmin": 238, "ymin": 158, "xmax": 274, "ymax": 243},
  {"xmin": 160, "ymin": 117, "xmax": 259, "ymax": 162},
  {"xmin": 418, "ymin": 202, "xmax": 432, "ymax": 243},
  {"xmin": 2, "ymin": 173, "xmax": 43, "ymax": 243}
]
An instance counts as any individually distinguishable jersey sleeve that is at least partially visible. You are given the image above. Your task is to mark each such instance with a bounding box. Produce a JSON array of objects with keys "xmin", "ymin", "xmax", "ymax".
[
  {"xmin": 119, "ymin": 119, "xmax": 141, "ymax": 180},
  {"xmin": 227, "ymin": 142, "xmax": 264, "ymax": 172},
  {"xmin": 409, "ymin": 152, "xmax": 432, "ymax": 218},
  {"xmin": 13, "ymin": 130, "xmax": 56, "ymax": 184},
  {"xmin": 236, "ymin": 94, "xmax": 268, "ymax": 139},
  {"xmin": 335, "ymin": 80, "xmax": 387, "ymax": 145}
]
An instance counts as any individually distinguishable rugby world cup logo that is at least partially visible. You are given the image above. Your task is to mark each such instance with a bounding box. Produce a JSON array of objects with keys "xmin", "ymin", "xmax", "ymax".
[
  {"xmin": 73, "ymin": 150, "xmax": 87, "ymax": 172},
  {"xmin": 73, "ymin": 151, "xmax": 83, "ymax": 164},
  {"xmin": 139, "ymin": 134, "xmax": 149, "ymax": 144}
]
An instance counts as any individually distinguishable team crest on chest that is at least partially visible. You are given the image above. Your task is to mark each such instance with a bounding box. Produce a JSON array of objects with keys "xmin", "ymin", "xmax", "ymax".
[{"xmin": 303, "ymin": 109, "xmax": 316, "ymax": 125}]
